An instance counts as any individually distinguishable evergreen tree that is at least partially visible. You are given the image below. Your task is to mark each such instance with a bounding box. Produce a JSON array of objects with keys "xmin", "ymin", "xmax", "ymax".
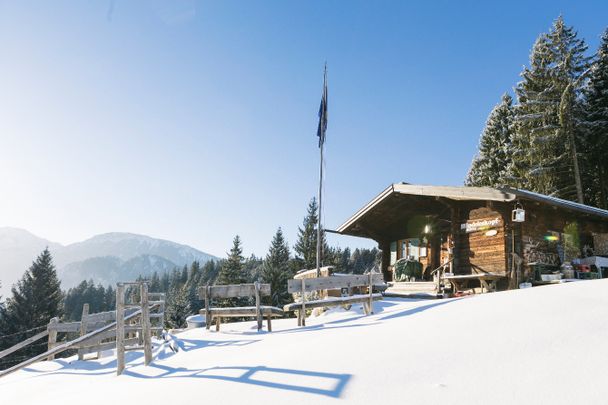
[
  {"xmin": 3, "ymin": 249, "xmax": 63, "ymax": 328},
  {"xmin": 0, "ymin": 249, "xmax": 63, "ymax": 364},
  {"xmin": 180, "ymin": 265, "xmax": 188, "ymax": 284},
  {"xmin": 217, "ymin": 236, "xmax": 247, "ymax": 285},
  {"xmin": 581, "ymin": 29, "xmax": 608, "ymax": 208},
  {"xmin": 340, "ymin": 247, "xmax": 351, "ymax": 272},
  {"xmin": 104, "ymin": 284, "xmax": 116, "ymax": 310},
  {"xmin": 200, "ymin": 260, "xmax": 220, "ymax": 285},
  {"xmin": 165, "ymin": 283, "xmax": 190, "ymax": 329},
  {"xmin": 511, "ymin": 16, "xmax": 590, "ymax": 199},
  {"xmin": 261, "ymin": 228, "xmax": 292, "ymax": 307},
  {"xmin": 294, "ymin": 198, "xmax": 329, "ymax": 270},
  {"xmin": 160, "ymin": 271, "xmax": 171, "ymax": 292},
  {"xmin": 243, "ymin": 254, "xmax": 262, "ymax": 283},
  {"xmin": 185, "ymin": 261, "xmax": 203, "ymax": 313},
  {"xmin": 466, "ymin": 94, "xmax": 514, "ymax": 187},
  {"xmin": 149, "ymin": 271, "xmax": 161, "ymax": 292}
]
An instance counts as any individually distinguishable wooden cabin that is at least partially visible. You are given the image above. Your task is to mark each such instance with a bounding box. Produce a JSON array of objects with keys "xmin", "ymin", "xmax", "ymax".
[{"xmin": 336, "ymin": 184, "xmax": 608, "ymax": 293}]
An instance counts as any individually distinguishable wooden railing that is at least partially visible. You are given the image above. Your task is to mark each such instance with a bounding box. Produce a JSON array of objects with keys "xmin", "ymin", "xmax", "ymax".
[{"xmin": 0, "ymin": 283, "xmax": 166, "ymax": 378}]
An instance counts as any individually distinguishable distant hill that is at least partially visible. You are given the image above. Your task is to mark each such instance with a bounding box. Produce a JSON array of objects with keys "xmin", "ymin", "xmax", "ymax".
[{"xmin": 0, "ymin": 228, "xmax": 217, "ymax": 295}]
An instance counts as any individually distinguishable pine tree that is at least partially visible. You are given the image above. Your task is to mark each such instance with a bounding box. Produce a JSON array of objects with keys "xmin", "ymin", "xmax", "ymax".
[
  {"xmin": 149, "ymin": 271, "xmax": 161, "ymax": 292},
  {"xmin": 104, "ymin": 284, "xmax": 115, "ymax": 310},
  {"xmin": 466, "ymin": 94, "xmax": 514, "ymax": 187},
  {"xmin": 186, "ymin": 261, "xmax": 203, "ymax": 313},
  {"xmin": 512, "ymin": 16, "xmax": 590, "ymax": 199},
  {"xmin": 0, "ymin": 249, "xmax": 63, "ymax": 363},
  {"xmin": 294, "ymin": 198, "xmax": 329, "ymax": 270},
  {"xmin": 261, "ymin": 228, "xmax": 292, "ymax": 307},
  {"xmin": 243, "ymin": 254, "xmax": 262, "ymax": 283},
  {"xmin": 200, "ymin": 260, "xmax": 220, "ymax": 285},
  {"xmin": 165, "ymin": 283, "xmax": 190, "ymax": 329},
  {"xmin": 217, "ymin": 236, "xmax": 247, "ymax": 285},
  {"xmin": 3, "ymin": 249, "xmax": 63, "ymax": 327},
  {"xmin": 581, "ymin": 29, "xmax": 608, "ymax": 208}
]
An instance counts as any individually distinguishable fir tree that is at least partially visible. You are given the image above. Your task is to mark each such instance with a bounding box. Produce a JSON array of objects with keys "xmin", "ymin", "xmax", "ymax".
[
  {"xmin": 149, "ymin": 271, "xmax": 161, "ymax": 292},
  {"xmin": 581, "ymin": 29, "xmax": 608, "ymax": 208},
  {"xmin": 3, "ymin": 249, "xmax": 63, "ymax": 328},
  {"xmin": 294, "ymin": 198, "xmax": 329, "ymax": 270},
  {"xmin": 511, "ymin": 16, "xmax": 590, "ymax": 199},
  {"xmin": 186, "ymin": 261, "xmax": 203, "ymax": 313},
  {"xmin": 466, "ymin": 94, "xmax": 514, "ymax": 187},
  {"xmin": 261, "ymin": 228, "xmax": 292, "ymax": 307},
  {"xmin": 243, "ymin": 254, "xmax": 262, "ymax": 283},
  {"xmin": 217, "ymin": 236, "xmax": 247, "ymax": 285},
  {"xmin": 165, "ymin": 284, "xmax": 190, "ymax": 329},
  {"xmin": 0, "ymin": 249, "xmax": 63, "ymax": 363},
  {"xmin": 200, "ymin": 260, "xmax": 220, "ymax": 285}
]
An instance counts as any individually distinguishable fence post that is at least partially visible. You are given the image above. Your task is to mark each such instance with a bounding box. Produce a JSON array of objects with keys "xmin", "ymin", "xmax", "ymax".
[
  {"xmin": 47, "ymin": 317, "xmax": 58, "ymax": 361},
  {"xmin": 254, "ymin": 282, "xmax": 262, "ymax": 331},
  {"xmin": 160, "ymin": 293, "xmax": 165, "ymax": 338},
  {"xmin": 78, "ymin": 303, "xmax": 89, "ymax": 360},
  {"xmin": 300, "ymin": 278, "xmax": 306, "ymax": 327},
  {"xmin": 140, "ymin": 282, "xmax": 152, "ymax": 366},
  {"xmin": 116, "ymin": 283, "xmax": 125, "ymax": 376},
  {"xmin": 368, "ymin": 273, "xmax": 373, "ymax": 315},
  {"xmin": 205, "ymin": 285, "xmax": 211, "ymax": 330}
]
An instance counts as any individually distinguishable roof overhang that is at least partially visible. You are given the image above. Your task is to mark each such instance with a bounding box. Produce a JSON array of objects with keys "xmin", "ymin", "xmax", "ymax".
[{"xmin": 336, "ymin": 183, "xmax": 608, "ymax": 240}]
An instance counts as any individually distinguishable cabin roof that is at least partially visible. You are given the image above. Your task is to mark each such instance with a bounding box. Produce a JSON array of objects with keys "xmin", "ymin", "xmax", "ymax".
[{"xmin": 336, "ymin": 183, "xmax": 608, "ymax": 237}]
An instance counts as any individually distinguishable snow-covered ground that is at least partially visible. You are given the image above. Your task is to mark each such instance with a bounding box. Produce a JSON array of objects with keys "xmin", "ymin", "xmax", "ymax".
[{"xmin": 2, "ymin": 280, "xmax": 608, "ymax": 404}]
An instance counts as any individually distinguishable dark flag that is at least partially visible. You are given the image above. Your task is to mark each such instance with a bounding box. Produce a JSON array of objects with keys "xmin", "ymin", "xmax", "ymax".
[{"xmin": 317, "ymin": 66, "xmax": 328, "ymax": 148}]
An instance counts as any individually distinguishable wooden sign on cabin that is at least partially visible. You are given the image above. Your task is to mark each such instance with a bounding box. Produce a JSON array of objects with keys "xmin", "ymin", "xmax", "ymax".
[{"xmin": 460, "ymin": 217, "xmax": 501, "ymax": 233}]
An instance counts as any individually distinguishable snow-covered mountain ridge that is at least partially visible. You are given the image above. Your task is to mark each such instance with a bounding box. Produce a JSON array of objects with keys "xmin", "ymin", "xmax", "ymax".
[{"xmin": 0, "ymin": 228, "xmax": 217, "ymax": 294}]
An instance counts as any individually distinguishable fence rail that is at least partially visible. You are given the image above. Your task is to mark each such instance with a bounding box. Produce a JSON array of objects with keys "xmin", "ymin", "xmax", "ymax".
[{"xmin": 0, "ymin": 282, "xmax": 165, "ymax": 379}]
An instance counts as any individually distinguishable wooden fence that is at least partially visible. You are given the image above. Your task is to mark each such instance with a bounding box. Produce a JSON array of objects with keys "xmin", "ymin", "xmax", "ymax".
[{"xmin": 0, "ymin": 282, "xmax": 165, "ymax": 378}]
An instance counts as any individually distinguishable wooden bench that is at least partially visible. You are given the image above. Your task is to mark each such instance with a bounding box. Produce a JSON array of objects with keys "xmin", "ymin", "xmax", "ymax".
[
  {"xmin": 283, "ymin": 273, "xmax": 384, "ymax": 326},
  {"xmin": 198, "ymin": 282, "xmax": 283, "ymax": 332},
  {"xmin": 443, "ymin": 273, "xmax": 505, "ymax": 294}
]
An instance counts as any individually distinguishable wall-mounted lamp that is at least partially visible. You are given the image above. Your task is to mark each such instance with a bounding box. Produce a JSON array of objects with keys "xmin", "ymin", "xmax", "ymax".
[{"xmin": 512, "ymin": 202, "xmax": 525, "ymax": 222}]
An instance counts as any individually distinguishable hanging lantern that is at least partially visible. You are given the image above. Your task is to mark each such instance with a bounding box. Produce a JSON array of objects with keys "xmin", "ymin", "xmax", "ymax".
[{"xmin": 512, "ymin": 202, "xmax": 526, "ymax": 222}]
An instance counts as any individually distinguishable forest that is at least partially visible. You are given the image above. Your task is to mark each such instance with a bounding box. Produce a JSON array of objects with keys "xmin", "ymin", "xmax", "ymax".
[{"xmin": 466, "ymin": 17, "xmax": 608, "ymax": 209}]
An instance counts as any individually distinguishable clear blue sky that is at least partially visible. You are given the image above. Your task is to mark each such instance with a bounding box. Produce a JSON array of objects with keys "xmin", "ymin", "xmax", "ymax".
[{"xmin": 1, "ymin": 1, "xmax": 607, "ymax": 258}]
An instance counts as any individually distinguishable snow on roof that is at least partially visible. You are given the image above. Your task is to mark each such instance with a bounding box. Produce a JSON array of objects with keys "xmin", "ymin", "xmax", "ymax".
[{"xmin": 4, "ymin": 280, "xmax": 608, "ymax": 404}]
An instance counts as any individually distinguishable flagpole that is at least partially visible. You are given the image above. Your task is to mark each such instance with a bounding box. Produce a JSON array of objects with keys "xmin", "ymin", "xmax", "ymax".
[
  {"xmin": 316, "ymin": 65, "xmax": 327, "ymax": 278},
  {"xmin": 316, "ymin": 131, "xmax": 324, "ymax": 277}
]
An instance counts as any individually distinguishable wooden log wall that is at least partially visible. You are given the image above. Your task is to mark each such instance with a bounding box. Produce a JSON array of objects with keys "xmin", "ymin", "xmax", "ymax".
[
  {"xmin": 456, "ymin": 206, "xmax": 507, "ymax": 274},
  {"xmin": 519, "ymin": 203, "xmax": 608, "ymax": 276}
]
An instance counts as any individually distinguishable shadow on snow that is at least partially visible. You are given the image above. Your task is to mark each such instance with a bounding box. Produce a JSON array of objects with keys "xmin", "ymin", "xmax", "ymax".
[{"xmin": 125, "ymin": 364, "xmax": 351, "ymax": 398}]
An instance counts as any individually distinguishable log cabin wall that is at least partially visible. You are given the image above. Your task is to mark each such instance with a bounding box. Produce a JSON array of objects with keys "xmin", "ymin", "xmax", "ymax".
[
  {"xmin": 520, "ymin": 205, "xmax": 565, "ymax": 269},
  {"xmin": 456, "ymin": 206, "xmax": 508, "ymax": 274},
  {"xmin": 519, "ymin": 203, "xmax": 608, "ymax": 271}
]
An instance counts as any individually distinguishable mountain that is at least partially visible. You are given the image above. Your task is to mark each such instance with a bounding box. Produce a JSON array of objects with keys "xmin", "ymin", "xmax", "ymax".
[
  {"xmin": 53, "ymin": 232, "xmax": 214, "ymax": 268},
  {"xmin": 58, "ymin": 254, "xmax": 178, "ymax": 288},
  {"xmin": 0, "ymin": 228, "xmax": 217, "ymax": 296}
]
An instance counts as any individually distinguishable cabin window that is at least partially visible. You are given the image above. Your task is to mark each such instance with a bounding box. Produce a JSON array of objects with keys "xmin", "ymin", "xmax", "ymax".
[{"xmin": 394, "ymin": 238, "xmax": 422, "ymax": 261}]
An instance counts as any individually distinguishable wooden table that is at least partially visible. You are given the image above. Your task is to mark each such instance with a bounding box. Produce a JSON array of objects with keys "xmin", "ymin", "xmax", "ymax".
[{"xmin": 443, "ymin": 273, "xmax": 506, "ymax": 294}]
